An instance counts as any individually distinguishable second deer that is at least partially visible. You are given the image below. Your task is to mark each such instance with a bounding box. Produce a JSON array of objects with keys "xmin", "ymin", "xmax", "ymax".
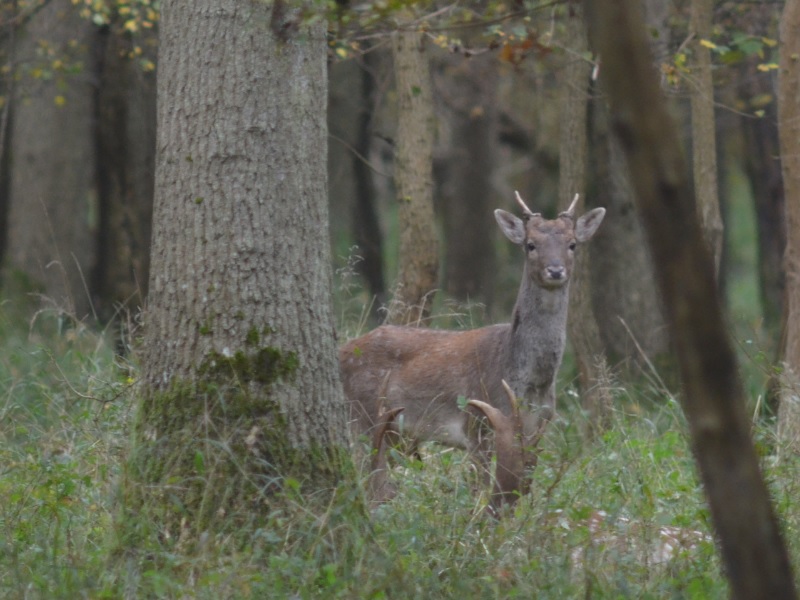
[{"xmin": 342, "ymin": 192, "xmax": 605, "ymax": 507}]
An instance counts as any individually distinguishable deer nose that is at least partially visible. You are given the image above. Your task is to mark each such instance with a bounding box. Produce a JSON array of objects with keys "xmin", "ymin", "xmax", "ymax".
[{"xmin": 546, "ymin": 266, "xmax": 566, "ymax": 280}]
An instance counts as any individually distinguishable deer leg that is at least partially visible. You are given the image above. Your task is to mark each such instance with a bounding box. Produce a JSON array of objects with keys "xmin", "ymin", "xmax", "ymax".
[{"xmin": 367, "ymin": 407, "xmax": 405, "ymax": 505}]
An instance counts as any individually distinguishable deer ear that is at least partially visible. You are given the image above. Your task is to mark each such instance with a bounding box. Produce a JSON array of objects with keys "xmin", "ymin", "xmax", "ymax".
[
  {"xmin": 495, "ymin": 209, "xmax": 526, "ymax": 245},
  {"xmin": 575, "ymin": 207, "xmax": 606, "ymax": 243}
]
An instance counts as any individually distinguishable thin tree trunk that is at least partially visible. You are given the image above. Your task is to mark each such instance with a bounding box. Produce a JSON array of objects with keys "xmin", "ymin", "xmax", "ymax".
[
  {"xmin": 590, "ymin": 98, "xmax": 668, "ymax": 365},
  {"xmin": 385, "ymin": 24, "xmax": 439, "ymax": 326},
  {"xmin": 778, "ymin": 0, "xmax": 800, "ymax": 454},
  {"xmin": 585, "ymin": 1, "xmax": 796, "ymax": 597},
  {"xmin": 437, "ymin": 52, "xmax": 497, "ymax": 311},
  {"xmin": 92, "ymin": 26, "xmax": 156, "ymax": 322},
  {"xmin": 0, "ymin": 1, "xmax": 16, "ymax": 271},
  {"xmin": 690, "ymin": 0, "xmax": 723, "ymax": 274},
  {"xmin": 559, "ymin": 1, "xmax": 610, "ymax": 433},
  {"xmin": 739, "ymin": 64, "xmax": 785, "ymax": 333},
  {"xmin": 352, "ymin": 50, "xmax": 387, "ymax": 314},
  {"xmin": 5, "ymin": 0, "xmax": 97, "ymax": 318}
]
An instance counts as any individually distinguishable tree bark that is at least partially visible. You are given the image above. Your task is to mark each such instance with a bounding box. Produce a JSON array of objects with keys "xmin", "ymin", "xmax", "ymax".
[
  {"xmin": 559, "ymin": 1, "xmax": 610, "ymax": 433},
  {"xmin": 5, "ymin": 0, "xmax": 97, "ymax": 319},
  {"xmin": 124, "ymin": 0, "xmax": 348, "ymax": 541},
  {"xmin": 385, "ymin": 24, "xmax": 439, "ymax": 325},
  {"xmin": 585, "ymin": 1, "xmax": 796, "ymax": 597},
  {"xmin": 690, "ymin": 0, "xmax": 723, "ymax": 274},
  {"xmin": 779, "ymin": 0, "xmax": 800, "ymax": 454}
]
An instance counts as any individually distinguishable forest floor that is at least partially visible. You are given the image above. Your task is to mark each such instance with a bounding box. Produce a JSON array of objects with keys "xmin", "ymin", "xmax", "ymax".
[{"xmin": 0, "ymin": 292, "xmax": 797, "ymax": 599}]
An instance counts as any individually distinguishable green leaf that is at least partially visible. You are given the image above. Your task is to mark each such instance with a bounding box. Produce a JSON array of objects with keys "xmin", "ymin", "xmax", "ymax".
[{"xmin": 194, "ymin": 451, "xmax": 205, "ymax": 474}]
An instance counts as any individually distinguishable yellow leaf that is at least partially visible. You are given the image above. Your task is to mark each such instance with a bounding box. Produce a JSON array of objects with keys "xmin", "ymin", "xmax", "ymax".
[
  {"xmin": 699, "ymin": 39, "xmax": 716, "ymax": 49},
  {"xmin": 757, "ymin": 62, "xmax": 779, "ymax": 72},
  {"xmin": 762, "ymin": 37, "xmax": 778, "ymax": 48},
  {"xmin": 335, "ymin": 47, "xmax": 348, "ymax": 59},
  {"xmin": 123, "ymin": 19, "xmax": 138, "ymax": 33},
  {"xmin": 54, "ymin": 95, "xmax": 66, "ymax": 107}
]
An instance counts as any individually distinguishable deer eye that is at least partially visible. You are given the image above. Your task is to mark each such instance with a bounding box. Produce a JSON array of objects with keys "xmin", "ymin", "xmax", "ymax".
[
  {"xmin": 568, "ymin": 242, "xmax": 577, "ymax": 251},
  {"xmin": 526, "ymin": 242, "xmax": 536, "ymax": 252}
]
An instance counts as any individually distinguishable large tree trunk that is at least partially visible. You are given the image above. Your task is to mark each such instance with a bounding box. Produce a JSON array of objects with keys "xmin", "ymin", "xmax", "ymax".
[
  {"xmin": 92, "ymin": 25, "xmax": 156, "ymax": 322},
  {"xmin": 437, "ymin": 51, "xmax": 497, "ymax": 311},
  {"xmin": 559, "ymin": 1, "xmax": 610, "ymax": 433},
  {"xmin": 585, "ymin": 1, "xmax": 796, "ymax": 597},
  {"xmin": 778, "ymin": 0, "xmax": 800, "ymax": 454},
  {"xmin": 385, "ymin": 24, "xmax": 439, "ymax": 326},
  {"xmin": 123, "ymin": 0, "xmax": 348, "ymax": 543},
  {"xmin": 690, "ymin": 0, "xmax": 723, "ymax": 274},
  {"xmin": 5, "ymin": 0, "xmax": 97, "ymax": 319}
]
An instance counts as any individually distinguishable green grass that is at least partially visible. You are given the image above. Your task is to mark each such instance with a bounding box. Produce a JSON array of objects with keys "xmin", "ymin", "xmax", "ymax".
[
  {"xmin": 3, "ymin": 297, "xmax": 797, "ymax": 599},
  {"xmin": 0, "ymin": 306, "xmax": 133, "ymax": 598}
]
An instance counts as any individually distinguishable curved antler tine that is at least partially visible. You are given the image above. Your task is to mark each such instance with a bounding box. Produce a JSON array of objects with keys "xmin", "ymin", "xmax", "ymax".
[
  {"xmin": 372, "ymin": 407, "xmax": 405, "ymax": 449},
  {"xmin": 514, "ymin": 190, "xmax": 538, "ymax": 219},
  {"xmin": 559, "ymin": 193, "xmax": 580, "ymax": 219},
  {"xmin": 501, "ymin": 379, "xmax": 520, "ymax": 417},
  {"xmin": 369, "ymin": 407, "xmax": 405, "ymax": 504},
  {"xmin": 467, "ymin": 399, "xmax": 511, "ymax": 433}
]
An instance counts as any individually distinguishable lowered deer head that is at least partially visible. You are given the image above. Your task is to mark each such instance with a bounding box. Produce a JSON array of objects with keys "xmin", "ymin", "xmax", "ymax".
[
  {"xmin": 467, "ymin": 380, "xmax": 542, "ymax": 510},
  {"xmin": 367, "ymin": 381, "xmax": 542, "ymax": 512}
]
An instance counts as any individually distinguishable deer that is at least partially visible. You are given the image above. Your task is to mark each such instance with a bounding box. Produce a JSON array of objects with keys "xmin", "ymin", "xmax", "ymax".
[
  {"xmin": 367, "ymin": 381, "xmax": 540, "ymax": 510},
  {"xmin": 369, "ymin": 398, "xmax": 713, "ymax": 558},
  {"xmin": 341, "ymin": 191, "xmax": 605, "ymax": 508}
]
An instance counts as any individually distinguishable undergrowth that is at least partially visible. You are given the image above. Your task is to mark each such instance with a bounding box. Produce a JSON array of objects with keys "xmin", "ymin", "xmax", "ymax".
[{"xmin": 0, "ymin": 295, "xmax": 798, "ymax": 599}]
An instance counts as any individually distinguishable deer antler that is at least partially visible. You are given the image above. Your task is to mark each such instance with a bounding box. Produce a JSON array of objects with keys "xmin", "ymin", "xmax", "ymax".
[
  {"xmin": 467, "ymin": 379, "xmax": 545, "ymax": 511},
  {"xmin": 514, "ymin": 190, "xmax": 539, "ymax": 220},
  {"xmin": 559, "ymin": 193, "xmax": 580, "ymax": 219}
]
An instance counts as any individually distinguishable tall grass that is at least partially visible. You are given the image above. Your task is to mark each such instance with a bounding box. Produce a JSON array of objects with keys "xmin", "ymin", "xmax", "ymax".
[
  {"xmin": 0, "ymin": 306, "xmax": 132, "ymax": 598},
  {"xmin": 0, "ymin": 282, "xmax": 797, "ymax": 598}
]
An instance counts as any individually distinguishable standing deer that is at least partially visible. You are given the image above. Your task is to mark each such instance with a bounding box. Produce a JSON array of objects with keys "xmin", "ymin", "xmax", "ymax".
[{"xmin": 341, "ymin": 192, "xmax": 605, "ymax": 503}]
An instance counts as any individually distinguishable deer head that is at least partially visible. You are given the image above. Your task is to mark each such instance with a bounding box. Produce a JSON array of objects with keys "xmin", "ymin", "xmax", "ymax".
[
  {"xmin": 468, "ymin": 380, "xmax": 543, "ymax": 511},
  {"xmin": 494, "ymin": 192, "xmax": 605, "ymax": 289}
]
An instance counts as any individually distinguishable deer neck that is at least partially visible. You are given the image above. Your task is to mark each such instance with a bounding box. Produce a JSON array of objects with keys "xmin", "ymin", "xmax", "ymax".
[{"xmin": 504, "ymin": 268, "xmax": 570, "ymax": 400}]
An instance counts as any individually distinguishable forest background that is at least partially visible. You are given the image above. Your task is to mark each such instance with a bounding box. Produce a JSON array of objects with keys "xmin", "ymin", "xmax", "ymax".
[{"xmin": 1, "ymin": 0, "xmax": 800, "ymax": 598}]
